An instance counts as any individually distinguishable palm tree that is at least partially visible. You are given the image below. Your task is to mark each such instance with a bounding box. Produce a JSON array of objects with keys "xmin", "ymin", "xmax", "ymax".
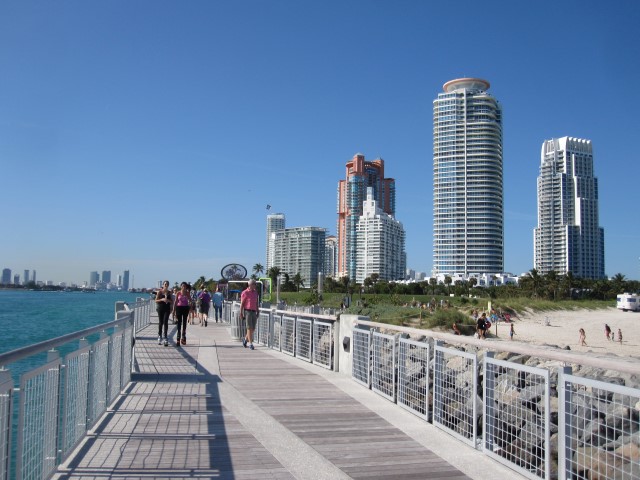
[
  {"xmin": 429, "ymin": 277, "xmax": 437, "ymax": 295},
  {"xmin": 444, "ymin": 276, "xmax": 452, "ymax": 295},
  {"xmin": 267, "ymin": 266, "xmax": 281, "ymax": 286},
  {"xmin": 292, "ymin": 273, "xmax": 304, "ymax": 292},
  {"xmin": 253, "ymin": 263, "xmax": 264, "ymax": 278},
  {"xmin": 468, "ymin": 277, "xmax": 477, "ymax": 295}
]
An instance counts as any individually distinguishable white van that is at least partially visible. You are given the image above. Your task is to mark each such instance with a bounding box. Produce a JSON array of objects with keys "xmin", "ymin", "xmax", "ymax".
[{"xmin": 616, "ymin": 293, "xmax": 640, "ymax": 312}]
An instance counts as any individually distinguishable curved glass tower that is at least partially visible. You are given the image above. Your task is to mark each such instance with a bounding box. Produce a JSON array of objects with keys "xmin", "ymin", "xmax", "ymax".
[{"xmin": 433, "ymin": 78, "xmax": 503, "ymax": 276}]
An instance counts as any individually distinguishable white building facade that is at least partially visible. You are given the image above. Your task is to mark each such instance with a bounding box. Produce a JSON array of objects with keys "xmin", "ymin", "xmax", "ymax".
[
  {"xmin": 534, "ymin": 137, "xmax": 605, "ymax": 279},
  {"xmin": 433, "ymin": 78, "xmax": 503, "ymax": 277},
  {"xmin": 324, "ymin": 235, "xmax": 338, "ymax": 279},
  {"xmin": 273, "ymin": 226, "xmax": 326, "ymax": 287},
  {"xmin": 266, "ymin": 213, "xmax": 285, "ymax": 271},
  {"xmin": 355, "ymin": 188, "xmax": 406, "ymax": 283}
]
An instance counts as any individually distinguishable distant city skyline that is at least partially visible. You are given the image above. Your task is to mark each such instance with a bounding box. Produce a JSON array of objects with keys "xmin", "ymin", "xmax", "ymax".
[{"xmin": 2, "ymin": 2, "xmax": 639, "ymax": 287}]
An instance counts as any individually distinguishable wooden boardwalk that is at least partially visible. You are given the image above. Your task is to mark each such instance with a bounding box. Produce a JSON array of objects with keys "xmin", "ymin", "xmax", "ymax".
[{"xmin": 52, "ymin": 320, "xmax": 498, "ymax": 479}]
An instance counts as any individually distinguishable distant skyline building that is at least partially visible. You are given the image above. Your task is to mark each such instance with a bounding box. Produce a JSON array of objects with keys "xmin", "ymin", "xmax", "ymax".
[
  {"xmin": 13, "ymin": 274, "xmax": 19, "ymax": 285},
  {"xmin": 433, "ymin": 78, "xmax": 503, "ymax": 277},
  {"xmin": 273, "ymin": 226, "xmax": 326, "ymax": 287},
  {"xmin": 534, "ymin": 137, "xmax": 605, "ymax": 279},
  {"xmin": 337, "ymin": 153, "xmax": 395, "ymax": 279},
  {"xmin": 23, "ymin": 270, "xmax": 29, "ymax": 285},
  {"xmin": 89, "ymin": 271, "xmax": 99, "ymax": 286},
  {"xmin": 2, "ymin": 268, "xmax": 11, "ymax": 285},
  {"xmin": 123, "ymin": 270, "xmax": 130, "ymax": 290},
  {"xmin": 355, "ymin": 188, "xmax": 406, "ymax": 283},
  {"xmin": 266, "ymin": 213, "xmax": 286, "ymax": 271},
  {"xmin": 324, "ymin": 235, "xmax": 338, "ymax": 279},
  {"xmin": 102, "ymin": 270, "xmax": 111, "ymax": 284}
]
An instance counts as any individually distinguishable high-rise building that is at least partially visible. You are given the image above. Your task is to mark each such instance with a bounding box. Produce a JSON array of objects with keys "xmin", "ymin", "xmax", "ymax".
[
  {"xmin": 2, "ymin": 268, "xmax": 12, "ymax": 285},
  {"xmin": 32, "ymin": 270, "xmax": 36, "ymax": 284},
  {"xmin": 433, "ymin": 78, "xmax": 503, "ymax": 276},
  {"xmin": 89, "ymin": 271, "xmax": 99, "ymax": 286},
  {"xmin": 337, "ymin": 154, "xmax": 395, "ymax": 279},
  {"xmin": 355, "ymin": 188, "xmax": 406, "ymax": 283},
  {"xmin": 23, "ymin": 270, "xmax": 29, "ymax": 285},
  {"xmin": 123, "ymin": 270, "xmax": 130, "ymax": 291},
  {"xmin": 13, "ymin": 274, "xmax": 20, "ymax": 285},
  {"xmin": 102, "ymin": 270, "xmax": 111, "ymax": 284},
  {"xmin": 266, "ymin": 213, "xmax": 286, "ymax": 271},
  {"xmin": 324, "ymin": 235, "xmax": 338, "ymax": 279},
  {"xmin": 534, "ymin": 137, "xmax": 605, "ymax": 279},
  {"xmin": 273, "ymin": 226, "xmax": 326, "ymax": 287}
]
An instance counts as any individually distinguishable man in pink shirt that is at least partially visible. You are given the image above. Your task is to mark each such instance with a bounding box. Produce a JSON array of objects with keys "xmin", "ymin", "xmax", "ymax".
[{"xmin": 240, "ymin": 279, "xmax": 259, "ymax": 350}]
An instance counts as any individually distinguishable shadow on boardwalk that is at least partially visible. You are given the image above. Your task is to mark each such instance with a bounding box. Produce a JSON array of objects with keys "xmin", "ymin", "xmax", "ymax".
[{"xmin": 53, "ymin": 321, "xmax": 511, "ymax": 479}]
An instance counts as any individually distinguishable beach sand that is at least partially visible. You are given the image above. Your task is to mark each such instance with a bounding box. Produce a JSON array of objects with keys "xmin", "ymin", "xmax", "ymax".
[{"xmin": 485, "ymin": 307, "xmax": 640, "ymax": 361}]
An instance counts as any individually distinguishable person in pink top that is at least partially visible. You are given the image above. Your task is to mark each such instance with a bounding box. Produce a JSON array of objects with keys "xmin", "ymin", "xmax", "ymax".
[
  {"xmin": 240, "ymin": 279, "xmax": 259, "ymax": 350},
  {"xmin": 174, "ymin": 282, "xmax": 191, "ymax": 346}
]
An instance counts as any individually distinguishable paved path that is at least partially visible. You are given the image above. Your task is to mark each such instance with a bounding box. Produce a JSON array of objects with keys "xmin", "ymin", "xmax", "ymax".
[{"xmin": 53, "ymin": 319, "xmax": 517, "ymax": 479}]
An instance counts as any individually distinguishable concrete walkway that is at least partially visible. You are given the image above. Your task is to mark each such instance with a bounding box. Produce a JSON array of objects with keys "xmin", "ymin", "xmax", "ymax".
[{"xmin": 54, "ymin": 319, "xmax": 519, "ymax": 479}]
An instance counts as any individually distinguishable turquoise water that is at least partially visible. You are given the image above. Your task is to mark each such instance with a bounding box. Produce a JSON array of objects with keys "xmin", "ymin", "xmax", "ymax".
[{"xmin": 0, "ymin": 290, "xmax": 148, "ymax": 355}]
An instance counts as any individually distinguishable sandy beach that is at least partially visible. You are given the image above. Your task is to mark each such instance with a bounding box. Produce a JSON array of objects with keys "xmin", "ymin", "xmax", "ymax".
[{"xmin": 485, "ymin": 307, "xmax": 640, "ymax": 361}]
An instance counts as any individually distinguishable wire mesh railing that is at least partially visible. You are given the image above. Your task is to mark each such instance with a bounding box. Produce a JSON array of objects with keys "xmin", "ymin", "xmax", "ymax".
[
  {"xmin": 0, "ymin": 298, "xmax": 152, "ymax": 480},
  {"xmin": 351, "ymin": 319, "xmax": 640, "ymax": 480}
]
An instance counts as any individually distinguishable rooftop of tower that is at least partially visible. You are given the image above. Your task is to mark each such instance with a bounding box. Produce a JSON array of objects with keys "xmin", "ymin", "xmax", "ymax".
[{"xmin": 443, "ymin": 78, "xmax": 490, "ymax": 92}]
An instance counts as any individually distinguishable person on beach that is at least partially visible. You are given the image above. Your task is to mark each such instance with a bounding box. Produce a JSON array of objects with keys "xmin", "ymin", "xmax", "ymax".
[
  {"xmin": 509, "ymin": 323, "xmax": 515, "ymax": 340},
  {"xmin": 579, "ymin": 328, "xmax": 587, "ymax": 346},
  {"xmin": 476, "ymin": 313, "xmax": 487, "ymax": 339},
  {"xmin": 198, "ymin": 288, "xmax": 211, "ymax": 326},
  {"xmin": 155, "ymin": 280, "xmax": 172, "ymax": 346},
  {"xmin": 618, "ymin": 328, "xmax": 623, "ymax": 344},
  {"xmin": 240, "ymin": 279, "xmax": 259, "ymax": 350},
  {"xmin": 212, "ymin": 286, "xmax": 224, "ymax": 323},
  {"xmin": 174, "ymin": 282, "xmax": 191, "ymax": 346},
  {"xmin": 604, "ymin": 324, "xmax": 612, "ymax": 341}
]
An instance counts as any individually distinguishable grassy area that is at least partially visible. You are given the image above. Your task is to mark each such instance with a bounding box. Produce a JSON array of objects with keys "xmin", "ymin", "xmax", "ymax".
[{"xmin": 275, "ymin": 292, "xmax": 614, "ymax": 329}]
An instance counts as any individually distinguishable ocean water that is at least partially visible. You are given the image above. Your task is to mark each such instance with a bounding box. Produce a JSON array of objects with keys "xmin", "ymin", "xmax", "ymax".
[{"xmin": 0, "ymin": 289, "xmax": 148, "ymax": 356}]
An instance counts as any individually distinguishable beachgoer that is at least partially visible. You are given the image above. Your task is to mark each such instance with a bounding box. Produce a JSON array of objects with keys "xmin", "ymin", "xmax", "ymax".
[
  {"xmin": 198, "ymin": 288, "xmax": 211, "ymax": 326},
  {"xmin": 452, "ymin": 322, "xmax": 461, "ymax": 335},
  {"xmin": 604, "ymin": 324, "xmax": 612, "ymax": 341},
  {"xmin": 579, "ymin": 328, "xmax": 587, "ymax": 346},
  {"xmin": 212, "ymin": 286, "xmax": 224, "ymax": 323},
  {"xmin": 617, "ymin": 328, "xmax": 623, "ymax": 344},
  {"xmin": 174, "ymin": 282, "xmax": 191, "ymax": 346},
  {"xmin": 476, "ymin": 313, "xmax": 487, "ymax": 339},
  {"xmin": 240, "ymin": 279, "xmax": 259, "ymax": 350},
  {"xmin": 189, "ymin": 286, "xmax": 198, "ymax": 323},
  {"xmin": 509, "ymin": 323, "xmax": 515, "ymax": 340},
  {"xmin": 155, "ymin": 280, "xmax": 172, "ymax": 347}
]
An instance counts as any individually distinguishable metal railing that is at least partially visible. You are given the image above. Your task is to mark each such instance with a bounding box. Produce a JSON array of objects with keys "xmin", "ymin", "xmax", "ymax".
[
  {"xmin": 352, "ymin": 319, "xmax": 640, "ymax": 480},
  {"xmin": 0, "ymin": 298, "xmax": 151, "ymax": 480}
]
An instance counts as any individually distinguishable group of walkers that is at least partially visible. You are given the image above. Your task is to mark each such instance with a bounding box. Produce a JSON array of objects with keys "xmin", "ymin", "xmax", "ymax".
[{"xmin": 154, "ymin": 281, "xmax": 224, "ymax": 347}]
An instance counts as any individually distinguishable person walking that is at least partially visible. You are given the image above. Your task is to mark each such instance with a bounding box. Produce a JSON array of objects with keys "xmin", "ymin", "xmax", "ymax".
[
  {"xmin": 617, "ymin": 328, "xmax": 623, "ymax": 344},
  {"xmin": 198, "ymin": 288, "xmax": 211, "ymax": 326},
  {"xmin": 604, "ymin": 324, "xmax": 612, "ymax": 341},
  {"xmin": 509, "ymin": 323, "xmax": 515, "ymax": 340},
  {"xmin": 240, "ymin": 279, "xmax": 259, "ymax": 350},
  {"xmin": 155, "ymin": 280, "xmax": 172, "ymax": 347},
  {"xmin": 579, "ymin": 328, "xmax": 587, "ymax": 346},
  {"xmin": 174, "ymin": 282, "xmax": 191, "ymax": 346},
  {"xmin": 212, "ymin": 286, "xmax": 224, "ymax": 323}
]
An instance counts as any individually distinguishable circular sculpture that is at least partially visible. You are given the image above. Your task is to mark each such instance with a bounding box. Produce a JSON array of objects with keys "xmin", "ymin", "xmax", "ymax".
[{"xmin": 221, "ymin": 264, "xmax": 248, "ymax": 281}]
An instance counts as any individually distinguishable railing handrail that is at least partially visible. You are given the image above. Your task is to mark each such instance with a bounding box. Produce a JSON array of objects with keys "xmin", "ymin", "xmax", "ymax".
[
  {"xmin": 273, "ymin": 309, "xmax": 337, "ymax": 322},
  {"xmin": 0, "ymin": 312, "xmax": 133, "ymax": 368},
  {"xmin": 355, "ymin": 319, "xmax": 640, "ymax": 375}
]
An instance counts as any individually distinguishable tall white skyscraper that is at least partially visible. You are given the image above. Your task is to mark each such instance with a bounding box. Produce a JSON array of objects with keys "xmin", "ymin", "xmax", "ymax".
[
  {"xmin": 266, "ymin": 213, "xmax": 286, "ymax": 271},
  {"xmin": 355, "ymin": 188, "xmax": 406, "ymax": 283},
  {"xmin": 433, "ymin": 78, "xmax": 503, "ymax": 276},
  {"xmin": 324, "ymin": 235, "xmax": 338, "ymax": 279},
  {"xmin": 534, "ymin": 137, "xmax": 605, "ymax": 279}
]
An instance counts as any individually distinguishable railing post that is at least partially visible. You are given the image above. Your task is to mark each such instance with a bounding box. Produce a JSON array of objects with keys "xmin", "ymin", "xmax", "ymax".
[
  {"xmin": 558, "ymin": 366, "xmax": 572, "ymax": 480},
  {"xmin": 483, "ymin": 351, "xmax": 496, "ymax": 453}
]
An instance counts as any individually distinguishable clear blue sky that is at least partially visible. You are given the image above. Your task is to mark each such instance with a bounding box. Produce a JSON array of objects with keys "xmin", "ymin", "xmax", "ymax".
[{"xmin": 2, "ymin": 1, "xmax": 639, "ymax": 288}]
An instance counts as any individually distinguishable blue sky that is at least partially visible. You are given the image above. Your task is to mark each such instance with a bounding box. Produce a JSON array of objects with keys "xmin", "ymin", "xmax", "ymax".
[{"xmin": 1, "ymin": 1, "xmax": 639, "ymax": 288}]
